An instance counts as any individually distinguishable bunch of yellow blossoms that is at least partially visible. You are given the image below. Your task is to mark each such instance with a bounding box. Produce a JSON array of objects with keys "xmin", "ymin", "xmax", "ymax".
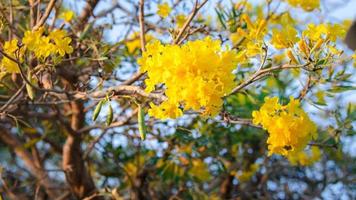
[
  {"xmin": 271, "ymin": 25, "xmax": 299, "ymax": 49},
  {"xmin": 23, "ymin": 27, "xmax": 73, "ymax": 59},
  {"xmin": 287, "ymin": 0, "xmax": 320, "ymax": 12},
  {"xmin": 302, "ymin": 23, "xmax": 345, "ymax": 43},
  {"xmin": 0, "ymin": 39, "xmax": 24, "ymax": 74},
  {"xmin": 230, "ymin": 14, "xmax": 267, "ymax": 60},
  {"xmin": 252, "ymin": 97, "xmax": 317, "ymax": 156},
  {"xmin": 270, "ymin": 22, "xmax": 346, "ymax": 65},
  {"xmin": 139, "ymin": 37, "xmax": 239, "ymax": 119},
  {"xmin": 1, "ymin": 27, "xmax": 73, "ymax": 77},
  {"xmin": 287, "ymin": 146, "xmax": 321, "ymax": 166}
]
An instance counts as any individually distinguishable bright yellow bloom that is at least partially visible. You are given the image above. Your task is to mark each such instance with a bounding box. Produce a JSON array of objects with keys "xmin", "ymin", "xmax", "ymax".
[
  {"xmin": 157, "ymin": 2, "xmax": 171, "ymax": 18},
  {"xmin": 35, "ymin": 37, "xmax": 56, "ymax": 59},
  {"xmin": 287, "ymin": 146, "xmax": 321, "ymax": 166},
  {"xmin": 231, "ymin": 15, "xmax": 267, "ymax": 60},
  {"xmin": 252, "ymin": 97, "xmax": 317, "ymax": 156},
  {"xmin": 49, "ymin": 29, "xmax": 73, "ymax": 56},
  {"xmin": 287, "ymin": 0, "xmax": 319, "ymax": 12},
  {"xmin": 286, "ymin": 49, "xmax": 298, "ymax": 64},
  {"xmin": 54, "ymin": 37, "xmax": 73, "ymax": 56},
  {"xmin": 59, "ymin": 10, "xmax": 74, "ymax": 22},
  {"xmin": 176, "ymin": 14, "xmax": 186, "ymax": 28},
  {"xmin": 22, "ymin": 27, "xmax": 45, "ymax": 51},
  {"xmin": 0, "ymin": 39, "xmax": 22, "ymax": 73},
  {"xmin": 271, "ymin": 26, "xmax": 299, "ymax": 49},
  {"xmin": 303, "ymin": 23, "xmax": 346, "ymax": 42},
  {"xmin": 139, "ymin": 37, "xmax": 239, "ymax": 119},
  {"xmin": 125, "ymin": 32, "xmax": 153, "ymax": 54},
  {"xmin": 23, "ymin": 28, "xmax": 73, "ymax": 59},
  {"xmin": 270, "ymin": 12, "xmax": 296, "ymax": 27}
]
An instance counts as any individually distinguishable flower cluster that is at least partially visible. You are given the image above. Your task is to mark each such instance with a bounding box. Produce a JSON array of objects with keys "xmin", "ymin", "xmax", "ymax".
[
  {"xmin": 23, "ymin": 27, "xmax": 73, "ymax": 59},
  {"xmin": 271, "ymin": 25, "xmax": 299, "ymax": 49},
  {"xmin": 0, "ymin": 39, "xmax": 24, "ymax": 73},
  {"xmin": 230, "ymin": 14, "xmax": 267, "ymax": 60},
  {"xmin": 287, "ymin": 0, "xmax": 320, "ymax": 11},
  {"xmin": 302, "ymin": 23, "xmax": 345, "ymax": 43},
  {"xmin": 271, "ymin": 22, "xmax": 346, "ymax": 65},
  {"xmin": 157, "ymin": 2, "xmax": 171, "ymax": 18},
  {"xmin": 139, "ymin": 37, "xmax": 239, "ymax": 119},
  {"xmin": 287, "ymin": 146, "xmax": 321, "ymax": 166},
  {"xmin": 1, "ymin": 27, "xmax": 73, "ymax": 78},
  {"xmin": 252, "ymin": 97, "xmax": 317, "ymax": 156}
]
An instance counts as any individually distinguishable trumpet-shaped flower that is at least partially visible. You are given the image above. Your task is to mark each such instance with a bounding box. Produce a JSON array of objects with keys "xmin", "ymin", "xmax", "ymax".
[
  {"xmin": 252, "ymin": 97, "xmax": 317, "ymax": 156},
  {"xmin": 139, "ymin": 37, "xmax": 239, "ymax": 119}
]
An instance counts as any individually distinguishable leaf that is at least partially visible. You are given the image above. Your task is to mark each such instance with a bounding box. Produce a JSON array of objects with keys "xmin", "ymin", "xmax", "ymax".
[
  {"xmin": 78, "ymin": 22, "xmax": 94, "ymax": 41},
  {"xmin": 215, "ymin": 8, "xmax": 227, "ymax": 30},
  {"xmin": 328, "ymin": 85, "xmax": 356, "ymax": 93},
  {"xmin": 92, "ymin": 100, "xmax": 104, "ymax": 121},
  {"xmin": 138, "ymin": 104, "xmax": 146, "ymax": 140}
]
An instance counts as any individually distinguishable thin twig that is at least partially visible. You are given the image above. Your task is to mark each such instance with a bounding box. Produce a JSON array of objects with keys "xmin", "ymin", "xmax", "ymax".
[
  {"xmin": 33, "ymin": 0, "xmax": 57, "ymax": 30},
  {"xmin": 227, "ymin": 63, "xmax": 310, "ymax": 96},
  {"xmin": 139, "ymin": 0, "xmax": 146, "ymax": 52},
  {"xmin": 173, "ymin": 0, "xmax": 209, "ymax": 44},
  {"xmin": 0, "ymin": 84, "xmax": 25, "ymax": 112}
]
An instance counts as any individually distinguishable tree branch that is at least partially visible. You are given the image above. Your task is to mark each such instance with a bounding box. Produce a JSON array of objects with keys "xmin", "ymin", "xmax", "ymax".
[
  {"xmin": 33, "ymin": 0, "xmax": 57, "ymax": 30},
  {"xmin": 0, "ymin": 127, "xmax": 61, "ymax": 198}
]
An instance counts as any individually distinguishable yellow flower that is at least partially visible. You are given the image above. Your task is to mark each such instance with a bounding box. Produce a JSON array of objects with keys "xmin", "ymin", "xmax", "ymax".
[
  {"xmin": 270, "ymin": 12, "xmax": 296, "ymax": 27},
  {"xmin": 157, "ymin": 2, "xmax": 171, "ymax": 18},
  {"xmin": 59, "ymin": 10, "xmax": 74, "ymax": 22},
  {"xmin": 22, "ymin": 27, "xmax": 44, "ymax": 51},
  {"xmin": 176, "ymin": 14, "xmax": 186, "ymax": 28},
  {"xmin": 287, "ymin": 146, "xmax": 321, "ymax": 166},
  {"xmin": 271, "ymin": 25, "xmax": 299, "ymax": 49},
  {"xmin": 0, "ymin": 39, "xmax": 22, "ymax": 73},
  {"xmin": 54, "ymin": 37, "xmax": 73, "ymax": 56},
  {"xmin": 303, "ymin": 23, "xmax": 345, "ymax": 42},
  {"xmin": 139, "ymin": 37, "xmax": 239, "ymax": 119},
  {"xmin": 35, "ymin": 37, "xmax": 56, "ymax": 59},
  {"xmin": 125, "ymin": 32, "xmax": 153, "ymax": 54},
  {"xmin": 23, "ymin": 28, "xmax": 73, "ymax": 59},
  {"xmin": 252, "ymin": 97, "xmax": 317, "ymax": 156},
  {"xmin": 49, "ymin": 29, "xmax": 73, "ymax": 56},
  {"xmin": 231, "ymin": 15, "xmax": 267, "ymax": 61},
  {"xmin": 286, "ymin": 49, "xmax": 298, "ymax": 64},
  {"xmin": 287, "ymin": 0, "xmax": 319, "ymax": 12},
  {"xmin": 49, "ymin": 29, "xmax": 67, "ymax": 41}
]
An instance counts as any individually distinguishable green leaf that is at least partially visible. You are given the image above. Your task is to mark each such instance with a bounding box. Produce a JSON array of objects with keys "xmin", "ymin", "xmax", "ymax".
[{"xmin": 328, "ymin": 85, "xmax": 356, "ymax": 93}]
